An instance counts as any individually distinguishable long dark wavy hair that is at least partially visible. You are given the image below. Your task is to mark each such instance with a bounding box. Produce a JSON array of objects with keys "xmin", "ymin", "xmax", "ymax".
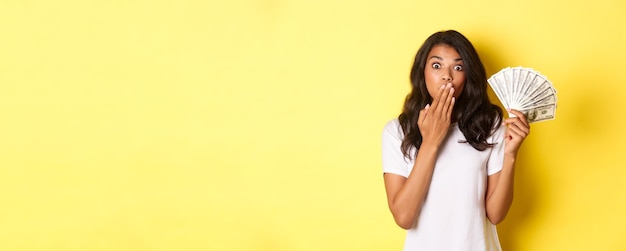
[{"xmin": 399, "ymin": 30, "xmax": 503, "ymax": 159}]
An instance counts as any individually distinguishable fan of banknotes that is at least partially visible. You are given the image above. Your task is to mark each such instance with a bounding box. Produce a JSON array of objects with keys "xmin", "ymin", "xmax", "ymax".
[{"xmin": 487, "ymin": 67, "xmax": 557, "ymax": 123}]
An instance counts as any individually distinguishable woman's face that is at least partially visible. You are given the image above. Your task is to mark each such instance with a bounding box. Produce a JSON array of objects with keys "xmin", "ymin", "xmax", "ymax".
[{"xmin": 424, "ymin": 44, "xmax": 466, "ymax": 100}]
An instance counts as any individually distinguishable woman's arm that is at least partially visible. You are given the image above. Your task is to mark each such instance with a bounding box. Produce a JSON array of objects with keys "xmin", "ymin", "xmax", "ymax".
[
  {"xmin": 485, "ymin": 109, "xmax": 530, "ymax": 224},
  {"xmin": 384, "ymin": 144, "xmax": 440, "ymax": 229},
  {"xmin": 384, "ymin": 84, "xmax": 455, "ymax": 229}
]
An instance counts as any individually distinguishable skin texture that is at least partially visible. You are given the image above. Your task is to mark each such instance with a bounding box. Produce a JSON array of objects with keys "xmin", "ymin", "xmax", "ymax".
[
  {"xmin": 383, "ymin": 45, "xmax": 530, "ymax": 229},
  {"xmin": 424, "ymin": 45, "xmax": 466, "ymax": 100}
]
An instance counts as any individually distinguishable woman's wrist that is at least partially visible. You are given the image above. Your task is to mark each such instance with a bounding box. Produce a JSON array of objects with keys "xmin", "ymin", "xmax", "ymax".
[{"xmin": 503, "ymin": 152, "xmax": 517, "ymax": 164}]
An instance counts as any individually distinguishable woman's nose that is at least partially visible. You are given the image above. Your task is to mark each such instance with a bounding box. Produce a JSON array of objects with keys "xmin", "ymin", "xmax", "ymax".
[{"xmin": 441, "ymin": 74, "xmax": 452, "ymax": 81}]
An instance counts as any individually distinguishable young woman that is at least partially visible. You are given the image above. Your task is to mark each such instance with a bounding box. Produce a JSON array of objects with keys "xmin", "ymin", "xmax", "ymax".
[{"xmin": 382, "ymin": 30, "xmax": 530, "ymax": 250}]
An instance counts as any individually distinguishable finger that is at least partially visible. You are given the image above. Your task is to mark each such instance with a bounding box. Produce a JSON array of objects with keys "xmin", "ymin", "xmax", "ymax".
[
  {"xmin": 447, "ymin": 97, "xmax": 456, "ymax": 118},
  {"xmin": 506, "ymin": 126, "xmax": 524, "ymax": 139},
  {"xmin": 506, "ymin": 129, "xmax": 524, "ymax": 142},
  {"xmin": 418, "ymin": 104, "xmax": 430, "ymax": 125},
  {"xmin": 508, "ymin": 109, "xmax": 525, "ymax": 119},
  {"xmin": 508, "ymin": 109, "xmax": 530, "ymax": 128},
  {"xmin": 506, "ymin": 123, "xmax": 529, "ymax": 139},
  {"xmin": 504, "ymin": 131, "xmax": 510, "ymax": 140},
  {"xmin": 504, "ymin": 118, "xmax": 530, "ymax": 135},
  {"xmin": 435, "ymin": 83, "xmax": 452, "ymax": 115},
  {"xmin": 430, "ymin": 84, "xmax": 447, "ymax": 112},
  {"xmin": 443, "ymin": 86, "xmax": 455, "ymax": 118}
]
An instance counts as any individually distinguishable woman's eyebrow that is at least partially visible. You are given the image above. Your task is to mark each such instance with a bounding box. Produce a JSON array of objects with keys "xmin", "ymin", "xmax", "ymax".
[{"xmin": 428, "ymin": 56, "xmax": 463, "ymax": 61}]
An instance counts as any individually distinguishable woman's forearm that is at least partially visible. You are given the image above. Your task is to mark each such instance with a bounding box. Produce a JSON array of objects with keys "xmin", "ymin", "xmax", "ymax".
[
  {"xmin": 386, "ymin": 144, "xmax": 440, "ymax": 229},
  {"xmin": 485, "ymin": 154, "xmax": 517, "ymax": 224}
]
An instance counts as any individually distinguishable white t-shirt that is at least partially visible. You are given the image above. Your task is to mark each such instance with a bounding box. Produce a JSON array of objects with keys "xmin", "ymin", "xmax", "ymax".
[{"xmin": 382, "ymin": 118, "xmax": 505, "ymax": 251}]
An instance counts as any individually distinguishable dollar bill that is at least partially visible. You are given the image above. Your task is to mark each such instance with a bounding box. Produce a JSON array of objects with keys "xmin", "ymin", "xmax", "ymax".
[
  {"xmin": 517, "ymin": 103, "xmax": 556, "ymax": 123},
  {"xmin": 488, "ymin": 67, "xmax": 557, "ymax": 123}
]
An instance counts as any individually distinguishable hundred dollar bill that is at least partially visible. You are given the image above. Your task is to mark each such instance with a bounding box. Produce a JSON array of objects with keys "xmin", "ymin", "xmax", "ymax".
[
  {"xmin": 512, "ymin": 103, "xmax": 556, "ymax": 123},
  {"xmin": 519, "ymin": 75, "xmax": 555, "ymax": 104},
  {"xmin": 488, "ymin": 66, "xmax": 557, "ymax": 123},
  {"xmin": 515, "ymin": 68, "xmax": 531, "ymax": 106},
  {"xmin": 489, "ymin": 71, "xmax": 510, "ymax": 108}
]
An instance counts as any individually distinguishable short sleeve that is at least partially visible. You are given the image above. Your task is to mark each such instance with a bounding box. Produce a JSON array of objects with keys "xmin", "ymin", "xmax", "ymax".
[
  {"xmin": 382, "ymin": 119, "xmax": 411, "ymax": 177},
  {"xmin": 486, "ymin": 124, "xmax": 506, "ymax": 176}
]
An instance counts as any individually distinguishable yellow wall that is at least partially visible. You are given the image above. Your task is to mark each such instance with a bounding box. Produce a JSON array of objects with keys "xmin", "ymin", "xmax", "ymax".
[{"xmin": 1, "ymin": 0, "xmax": 625, "ymax": 250}]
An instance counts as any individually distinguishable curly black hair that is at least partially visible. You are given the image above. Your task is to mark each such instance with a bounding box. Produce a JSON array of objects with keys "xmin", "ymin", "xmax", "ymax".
[{"xmin": 399, "ymin": 30, "xmax": 503, "ymax": 159}]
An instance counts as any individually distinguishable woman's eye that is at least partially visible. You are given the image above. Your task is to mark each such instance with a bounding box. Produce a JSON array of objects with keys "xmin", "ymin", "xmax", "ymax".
[
  {"xmin": 432, "ymin": 63, "xmax": 441, "ymax": 69},
  {"xmin": 454, "ymin": 65, "xmax": 464, "ymax": 71}
]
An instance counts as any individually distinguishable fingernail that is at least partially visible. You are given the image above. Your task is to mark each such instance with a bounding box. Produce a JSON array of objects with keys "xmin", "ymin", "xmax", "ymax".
[
  {"xmin": 425, "ymin": 104, "xmax": 430, "ymax": 109},
  {"xmin": 440, "ymin": 85, "xmax": 445, "ymax": 89}
]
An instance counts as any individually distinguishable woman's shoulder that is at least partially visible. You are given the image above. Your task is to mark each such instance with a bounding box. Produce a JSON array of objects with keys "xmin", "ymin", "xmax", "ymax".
[
  {"xmin": 382, "ymin": 118, "xmax": 404, "ymax": 139},
  {"xmin": 383, "ymin": 118, "xmax": 401, "ymax": 132}
]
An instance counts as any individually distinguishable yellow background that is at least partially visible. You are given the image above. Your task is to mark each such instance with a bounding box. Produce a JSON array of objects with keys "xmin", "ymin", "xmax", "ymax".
[{"xmin": 1, "ymin": 0, "xmax": 625, "ymax": 250}]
